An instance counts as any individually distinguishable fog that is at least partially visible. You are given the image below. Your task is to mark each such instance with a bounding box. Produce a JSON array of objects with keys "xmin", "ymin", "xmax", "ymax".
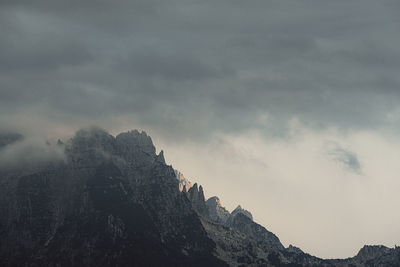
[{"xmin": 0, "ymin": 134, "xmax": 66, "ymax": 171}]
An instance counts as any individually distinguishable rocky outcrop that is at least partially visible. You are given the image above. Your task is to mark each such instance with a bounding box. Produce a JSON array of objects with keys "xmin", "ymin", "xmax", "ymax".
[
  {"xmin": 201, "ymin": 218, "xmax": 274, "ymax": 266},
  {"xmin": 187, "ymin": 183, "xmax": 209, "ymax": 218},
  {"xmin": 175, "ymin": 171, "xmax": 209, "ymax": 218},
  {"xmin": 175, "ymin": 170, "xmax": 192, "ymax": 192},
  {"xmin": 229, "ymin": 205, "xmax": 253, "ymax": 222},
  {"xmin": 206, "ymin": 196, "xmax": 230, "ymax": 224},
  {"xmin": 286, "ymin": 244, "xmax": 303, "ymax": 254},
  {"xmin": 205, "ymin": 196, "xmax": 284, "ymax": 253},
  {"xmin": 227, "ymin": 212, "xmax": 284, "ymax": 250},
  {"xmin": 347, "ymin": 245, "xmax": 400, "ymax": 266}
]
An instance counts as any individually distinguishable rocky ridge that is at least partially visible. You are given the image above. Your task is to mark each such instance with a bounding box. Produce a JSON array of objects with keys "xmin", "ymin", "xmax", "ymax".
[{"xmin": 176, "ymin": 170, "xmax": 400, "ymax": 266}]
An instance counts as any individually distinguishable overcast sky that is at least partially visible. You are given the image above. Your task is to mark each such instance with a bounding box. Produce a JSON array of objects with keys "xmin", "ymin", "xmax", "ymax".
[{"xmin": 1, "ymin": 0, "xmax": 400, "ymax": 258}]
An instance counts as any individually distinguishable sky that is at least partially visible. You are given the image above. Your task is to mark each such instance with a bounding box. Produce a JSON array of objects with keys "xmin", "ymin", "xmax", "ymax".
[{"xmin": 1, "ymin": 0, "xmax": 400, "ymax": 259}]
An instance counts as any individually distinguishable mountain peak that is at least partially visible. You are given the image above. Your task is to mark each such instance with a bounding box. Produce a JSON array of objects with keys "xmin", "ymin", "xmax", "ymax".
[
  {"xmin": 156, "ymin": 150, "xmax": 165, "ymax": 163},
  {"xmin": 115, "ymin": 130, "xmax": 155, "ymax": 155},
  {"xmin": 187, "ymin": 183, "xmax": 209, "ymax": 217},
  {"xmin": 207, "ymin": 196, "xmax": 221, "ymax": 206},
  {"xmin": 69, "ymin": 127, "xmax": 115, "ymax": 150},
  {"xmin": 356, "ymin": 245, "xmax": 391, "ymax": 258},
  {"xmin": 231, "ymin": 205, "xmax": 253, "ymax": 221},
  {"xmin": 206, "ymin": 196, "xmax": 230, "ymax": 224}
]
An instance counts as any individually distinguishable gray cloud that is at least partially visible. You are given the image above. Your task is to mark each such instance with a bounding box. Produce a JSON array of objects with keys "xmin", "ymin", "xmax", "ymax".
[
  {"xmin": 325, "ymin": 141, "xmax": 362, "ymax": 174},
  {"xmin": 0, "ymin": 0, "xmax": 399, "ymax": 140}
]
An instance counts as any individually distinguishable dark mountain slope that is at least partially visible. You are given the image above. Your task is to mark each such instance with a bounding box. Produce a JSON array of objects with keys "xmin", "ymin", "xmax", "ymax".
[{"xmin": 0, "ymin": 128, "xmax": 225, "ymax": 267}]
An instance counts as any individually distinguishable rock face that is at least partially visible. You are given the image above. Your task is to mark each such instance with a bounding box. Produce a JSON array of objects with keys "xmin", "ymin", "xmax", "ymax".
[
  {"xmin": 187, "ymin": 183, "xmax": 209, "ymax": 218},
  {"xmin": 1, "ymin": 128, "xmax": 399, "ymax": 267},
  {"xmin": 348, "ymin": 245, "xmax": 400, "ymax": 266},
  {"xmin": 229, "ymin": 205, "xmax": 253, "ymax": 221},
  {"xmin": 175, "ymin": 170, "xmax": 193, "ymax": 192},
  {"xmin": 206, "ymin": 196, "xmax": 230, "ymax": 224},
  {"xmin": 206, "ymin": 197, "xmax": 284, "ymax": 250},
  {"xmin": 204, "ymin": 194, "xmax": 286, "ymax": 264},
  {"xmin": 227, "ymin": 212, "xmax": 284, "ymax": 250},
  {"xmin": 286, "ymin": 244, "xmax": 303, "ymax": 254},
  {"xmin": 0, "ymin": 128, "xmax": 225, "ymax": 267}
]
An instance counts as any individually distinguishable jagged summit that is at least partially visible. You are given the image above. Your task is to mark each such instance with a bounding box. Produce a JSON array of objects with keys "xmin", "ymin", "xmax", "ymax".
[
  {"xmin": 187, "ymin": 183, "xmax": 209, "ymax": 217},
  {"xmin": 205, "ymin": 195, "xmax": 285, "ymax": 252},
  {"xmin": 175, "ymin": 169, "xmax": 193, "ymax": 192},
  {"xmin": 65, "ymin": 128, "xmax": 164, "ymax": 170},
  {"xmin": 69, "ymin": 127, "xmax": 115, "ymax": 152},
  {"xmin": 231, "ymin": 205, "xmax": 253, "ymax": 221},
  {"xmin": 208, "ymin": 196, "xmax": 221, "ymax": 204},
  {"xmin": 355, "ymin": 245, "xmax": 393, "ymax": 260},
  {"xmin": 206, "ymin": 196, "xmax": 230, "ymax": 224},
  {"xmin": 115, "ymin": 129, "xmax": 155, "ymax": 155},
  {"xmin": 155, "ymin": 150, "xmax": 165, "ymax": 163},
  {"xmin": 69, "ymin": 128, "xmax": 156, "ymax": 153}
]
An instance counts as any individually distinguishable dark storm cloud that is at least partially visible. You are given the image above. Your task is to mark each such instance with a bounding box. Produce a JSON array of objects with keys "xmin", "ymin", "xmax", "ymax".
[
  {"xmin": 0, "ymin": 0, "xmax": 399, "ymax": 139},
  {"xmin": 117, "ymin": 49, "xmax": 235, "ymax": 81}
]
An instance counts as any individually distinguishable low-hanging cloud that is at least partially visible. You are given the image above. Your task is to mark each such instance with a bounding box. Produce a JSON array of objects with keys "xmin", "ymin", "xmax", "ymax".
[{"xmin": 0, "ymin": 135, "xmax": 66, "ymax": 171}]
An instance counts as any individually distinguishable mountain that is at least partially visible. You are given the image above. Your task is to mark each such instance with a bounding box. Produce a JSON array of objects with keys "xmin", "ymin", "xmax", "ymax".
[
  {"xmin": 206, "ymin": 196, "xmax": 230, "ymax": 223},
  {"xmin": 0, "ymin": 128, "xmax": 399, "ymax": 266},
  {"xmin": 0, "ymin": 128, "xmax": 225, "ymax": 267}
]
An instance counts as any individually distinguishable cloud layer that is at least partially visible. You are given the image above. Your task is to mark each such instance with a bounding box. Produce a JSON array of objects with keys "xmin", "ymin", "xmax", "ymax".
[{"xmin": 1, "ymin": 0, "xmax": 400, "ymax": 139}]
